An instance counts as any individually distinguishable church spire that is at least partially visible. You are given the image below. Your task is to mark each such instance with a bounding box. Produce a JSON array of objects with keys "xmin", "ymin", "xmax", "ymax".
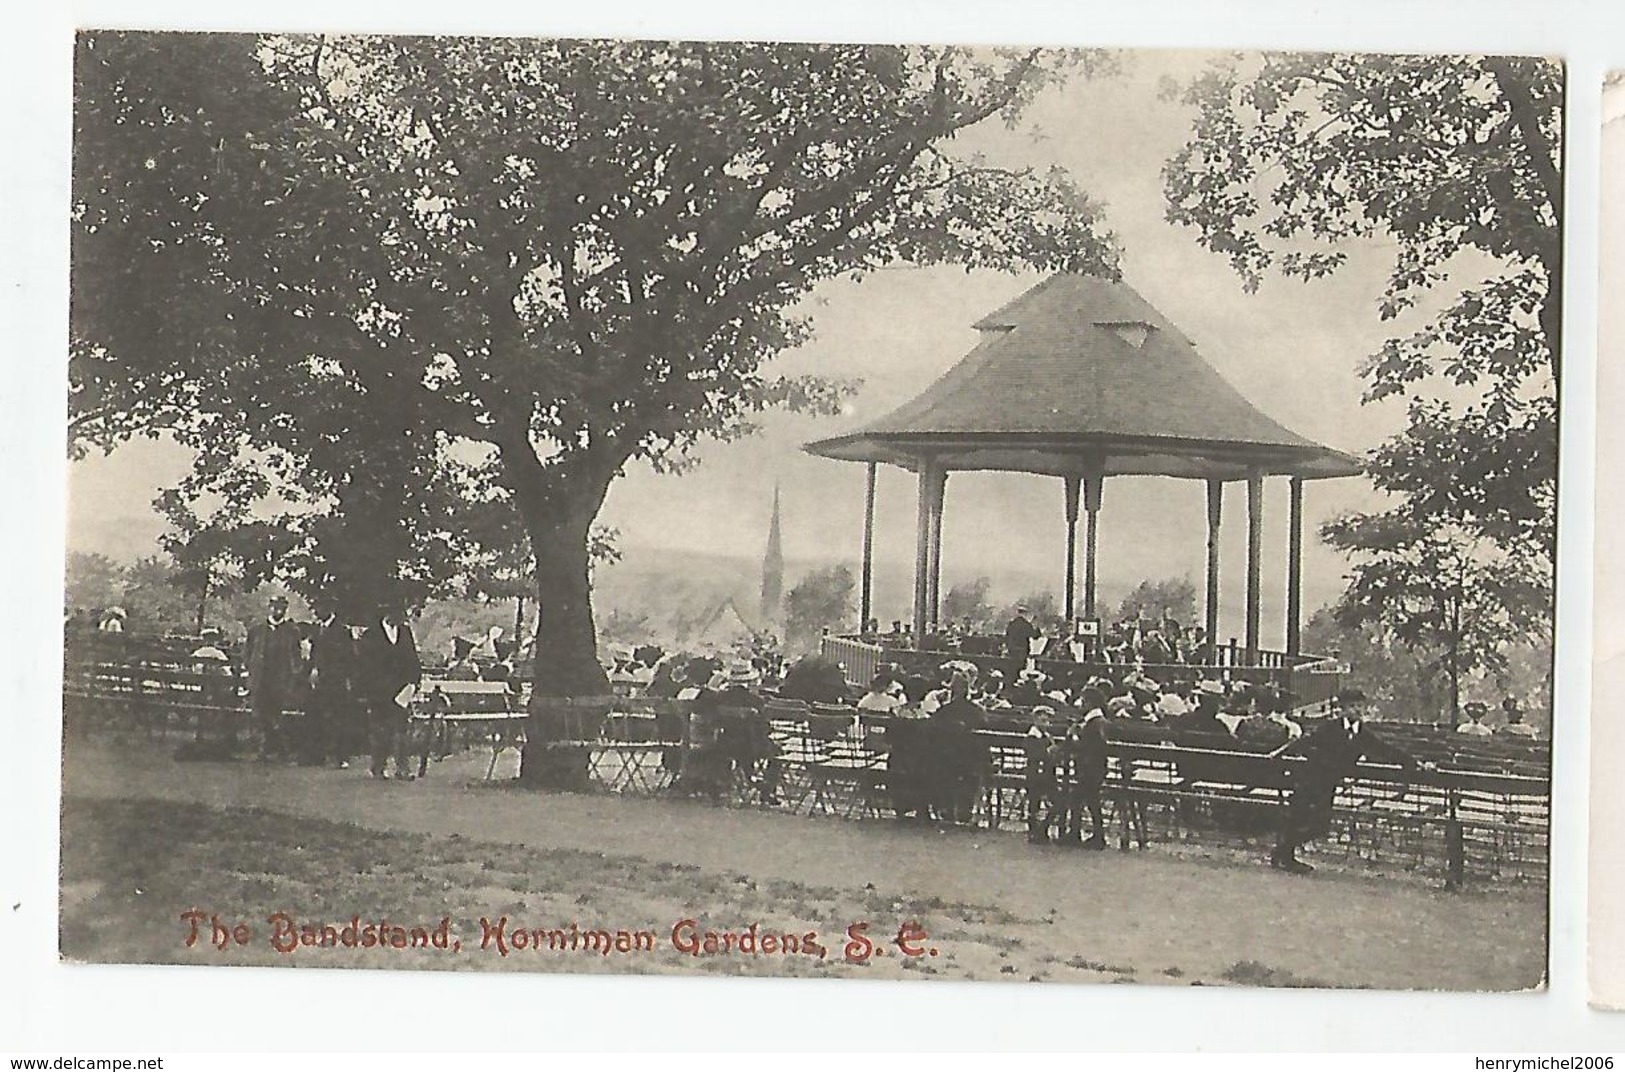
[{"xmin": 761, "ymin": 483, "xmax": 784, "ymax": 620}]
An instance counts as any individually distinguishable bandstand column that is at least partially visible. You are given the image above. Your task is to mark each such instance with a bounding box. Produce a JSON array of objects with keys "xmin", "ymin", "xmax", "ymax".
[
  {"xmin": 1286, "ymin": 475, "xmax": 1304, "ymax": 658},
  {"xmin": 860, "ymin": 461, "xmax": 877, "ymax": 632},
  {"xmin": 1063, "ymin": 474, "xmax": 1082, "ymax": 622},
  {"xmin": 1244, "ymin": 470, "xmax": 1264, "ymax": 665},
  {"xmin": 1204, "ymin": 478, "xmax": 1223, "ymax": 661},
  {"xmin": 912, "ymin": 462, "xmax": 932, "ymax": 639},
  {"xmin": 926, "ymin": 468, "xmax": 948, "ymax": 630},
  {"xmin": 1083, "ymin": 474, "xmax": 1104, "ymax": 621}
]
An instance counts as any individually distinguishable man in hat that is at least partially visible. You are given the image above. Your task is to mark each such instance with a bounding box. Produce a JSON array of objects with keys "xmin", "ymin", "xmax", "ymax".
[
  {"xmin": 244, "ymin": 594, "xmax": 301, "ymax": 760},
  {"xmin": 1057, "ymin": 686, "xmax": 1111, "ymax": 849},
  {"xmin": 1024, "ymin": 705, "xmax": 1062, "ymax": 844},
  {"xmin": 306, "ymin": 598, "xmax": 357, "ymax": 767},
  {"xmin": 1004, "ymin": 605, "xmax": 1039, "ymax": 668},
  {"xmin": 927, "ymin": 667, "xmax": 988, "ymax": 824},
  {"xmin": 1456, "ymin": 701, "xmax": 1495, "ymax": 737},
  {"xmin": 1179, "ymin": 679, "xmax": 1232, "ymax": 737},
  {"xmin": 355, "ymin": 600, "xmax": 422, "ymax": 779},
  {"xmin": 1269, "ymin": 687, "xmax": 1424, "ymax": 874}
]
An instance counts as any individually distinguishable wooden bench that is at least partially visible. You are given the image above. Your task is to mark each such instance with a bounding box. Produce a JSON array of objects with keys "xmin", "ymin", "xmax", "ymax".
[{"xmin": 410, "ymin": 679, "xmax": 526, "ymax": 778}]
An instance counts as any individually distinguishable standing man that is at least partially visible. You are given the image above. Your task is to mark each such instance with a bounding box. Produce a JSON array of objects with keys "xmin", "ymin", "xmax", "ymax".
[
  {"xmin": 1269, "ymin": 688, "xmax": 1425, "ymax": 874},
  {"xmin": 926, "ymin": 669, "xmax": 987, "ymax": 825},
  {"xmin": 1004, "ymin": 604, "xmax": 1039, "ymax": 672},
  {"xmin": 244, "ymin": 594, "xmax": 301, "ymax": 761},
  {"xmin": 306, "ymin": 599, "xmax": 356, "ymax": 768},
  {"xmin": 1062, "ymin": 687, "xmax": 1111, "ymax": 849},
  {"xmin": 357, "ymin": 601, "xmax": 422, "ymax": 780}
]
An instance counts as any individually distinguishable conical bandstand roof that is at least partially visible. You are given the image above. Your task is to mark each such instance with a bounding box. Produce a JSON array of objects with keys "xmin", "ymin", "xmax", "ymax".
[{"xmin": 804, "ymin": 274, "xmax": 1362, "ymax": 481}]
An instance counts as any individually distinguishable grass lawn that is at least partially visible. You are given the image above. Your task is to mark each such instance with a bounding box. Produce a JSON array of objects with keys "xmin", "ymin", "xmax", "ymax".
[
  {"xmin": 61, "ymin": 796, "xmax": 1231, "ymax": 986},
  {"xmin": 58, "ymin": 739, "xmax": 1546, "ymax": 991}
]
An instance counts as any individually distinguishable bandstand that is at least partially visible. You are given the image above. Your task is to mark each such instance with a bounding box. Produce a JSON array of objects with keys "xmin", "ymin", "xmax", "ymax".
[{"xmin": 804, "ymin": 273, "xmax": 1363, "ymax": 696}]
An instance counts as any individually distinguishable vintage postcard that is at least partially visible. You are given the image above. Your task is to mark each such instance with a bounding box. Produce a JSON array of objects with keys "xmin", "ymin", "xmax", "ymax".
[
  {"xmin": 1593, "ymin": 69, "xmax": 1625, "ymax": 1011},
  {"xmin": 62, "ymin": 33, "xmax": 1558, "ymax": 992}
]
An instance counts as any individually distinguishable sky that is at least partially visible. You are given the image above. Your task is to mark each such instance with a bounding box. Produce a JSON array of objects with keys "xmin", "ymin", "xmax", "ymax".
[{"xmin": 67, "ymin": 46, "xmax": 1449, "ymax": 647}]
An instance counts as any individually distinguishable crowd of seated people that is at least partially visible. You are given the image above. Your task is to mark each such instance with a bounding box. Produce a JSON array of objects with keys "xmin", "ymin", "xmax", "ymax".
[
  {"xmin": 857, "ymin": 610, "xmax": 1213, "ymax": 668},
  {"xmin": 73, "ymin": 593, "xmax": 1544, "ymax": 809},
  {"xmin": 1456, "ymin": 698, "xmax": 1543, "ymax": 739}
]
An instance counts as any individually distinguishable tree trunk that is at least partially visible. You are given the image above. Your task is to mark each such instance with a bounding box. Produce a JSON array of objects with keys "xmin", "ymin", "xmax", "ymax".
[
  {"xmin": 1447, "ymin": 596, "xmax": 1463, "ymax": 728},
  {"xmin": 517, "ymin": 511, "xmax": 611, "ymax": 787},
  {"xmin": 194, "ymin": 577, "xmax": 210, "ymax": 633},
  {"xmin": 514, "ymin": 595, "xmax": 525, "ymax": 640},
  {"xmin": 496, "ymin": 438, "xmax": 620, "ymax": 788}
]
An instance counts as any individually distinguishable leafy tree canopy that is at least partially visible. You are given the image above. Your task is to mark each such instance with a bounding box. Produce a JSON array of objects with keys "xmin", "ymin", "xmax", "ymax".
[
  {"xmin": 1162, "ymin": 53, "xmax": 1560, "ymax": 719},
  {"xmin": 72, "ymin": 33, "xmax": 1122, "ymax": 778}
]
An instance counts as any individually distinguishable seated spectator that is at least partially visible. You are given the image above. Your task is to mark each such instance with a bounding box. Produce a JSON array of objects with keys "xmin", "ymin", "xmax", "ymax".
[
  {"xmin": 481, "ymin": 641, "xmax": 518, "ymax": 684},
  {"xmin": 977, "ymin": 669, "xmax": 1010, "ymax": 709},
  {"xmin": 1235, "ymin": 694, "xmax": 1304, "ymax": 747},
  {"xmin": 919, "ymin": 660, "xmax": 972, "ymax": 715},
  {"xmin": 1176, "ymin": 680, "xmax": 1233, "ymax": 737},
  {"xmin": 190, "ymin": 627, "xmax": 230, "ymax": 664},
  {"xmin": 445, "ymin": 637, "xmax": 482, "ymax": 680},
  {"xmin": 925, "ymin": 670, "xmax": 988, "ymax": 824},
  {"xmin": 1107, "ymin": 691, "xmax": 1143, "ymax": 720},
  {"xmin": 1124, "ymin": 671, "xmax": 1160, "ymax": 711},
  {"xmin": 1005, "ymin": 668, "xmax": 1047, "ymax": 709},
  {"xmin": 1221, "ymin": 682, "xmax": 1267, "ymax": 732},
  {"xmin": 777, "ymin": 655, "xmax": 850, "ymax": 705},
  {"xmin": 890, "ymin": 673, "xmax": 929, "ymax": 707},
  {"xmin": 1187, "ymin": 627, "xmax": 1211, "ymax": 664},
  {"xmin": 1457, "ymin": 701, "xmax": 1495, "ymax": 736},
  {"xmin": 856, "ymin": 671, "xmax": 906, "ymax": 712},
  {"xmin": 685, "ymin": 679, "xmax": 780, "ymax": 804},
  {"xmin": 643, "ymin": 654, "xmax": 686, "ymax": 699},
  {"xmin": 1155, "ymin": 681, "xmax": 1190, "ymax": 720},
  {"xmin": 1497, "ymin": 698, "xmax": 1539, "ymax": 739}
]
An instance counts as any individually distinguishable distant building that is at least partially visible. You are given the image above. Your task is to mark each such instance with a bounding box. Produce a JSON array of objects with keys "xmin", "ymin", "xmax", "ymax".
[{"xmin": 760, "ymin": 483, "xmax": 783, "ymax": 621}]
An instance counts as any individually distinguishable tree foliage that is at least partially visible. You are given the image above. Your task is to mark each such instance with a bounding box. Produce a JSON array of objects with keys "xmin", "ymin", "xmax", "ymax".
[
  {"xmin": 64, "ymin": 550, "xmax": 271, "ymax": 635},
  {"xmin": 941, "ymin": 576, "xmax": 995, "ymax": 629},
  {"xmin": 1115, "ymin": 576, "xmax": 1198, "ymax": 626},
  {"xmin": 73, "ymin": 33, "xmax": 1120, "ymax": 781},
  {"xmin": 783, "ymin": 565, "xmax": 857, "ymax": 653},
  {"xmin": 1163, "ymin": 53, "xmax": 1560, "ymax": 718}
]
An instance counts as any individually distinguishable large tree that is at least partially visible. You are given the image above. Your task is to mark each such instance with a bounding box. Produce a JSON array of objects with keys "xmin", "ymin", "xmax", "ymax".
[
  {"xmin": 783, "ymin": 565, "xmax": 858, "ymax": 655},
  {"xmin": 1115, "ymin": 576, "xmax": 1198, "ymax": 627},
  {"xmin": 72, "ymin": 33, "xmax": 1120, "ymax": 783},
  {"xmin": 1162, "ymin": 53, "xmax": 1560, "ymax": 719}
]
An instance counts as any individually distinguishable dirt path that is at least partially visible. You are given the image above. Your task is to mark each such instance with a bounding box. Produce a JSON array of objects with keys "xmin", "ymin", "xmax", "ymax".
[{"xmin": 61, "ymin": 739, "xmax": 1546, "ymax": 990}]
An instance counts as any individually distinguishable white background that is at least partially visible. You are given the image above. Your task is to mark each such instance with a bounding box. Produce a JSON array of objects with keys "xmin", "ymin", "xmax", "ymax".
[{"xmin": 2, "ymin": 0, "xmax": 1620, "ymax": 1053}]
